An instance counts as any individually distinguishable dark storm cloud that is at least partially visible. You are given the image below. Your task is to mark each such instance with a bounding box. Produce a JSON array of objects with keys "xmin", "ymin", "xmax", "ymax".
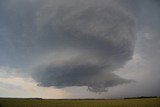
[
  {"xmin": 32, "ymin": 51, "xmax": 133, "ymax": 92},
  {"xmin": 31, "ymin": 0, "xmax": 136, "ymax": 92},
  {"xmin": 0, "ymin": 0, "xmax": 136, "ymax": 92}
]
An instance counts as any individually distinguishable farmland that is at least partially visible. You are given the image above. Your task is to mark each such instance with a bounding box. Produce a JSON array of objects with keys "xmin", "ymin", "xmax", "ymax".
[{"xmin": 0, "ymin": 98, "xmax": 160, "ymax": 107}]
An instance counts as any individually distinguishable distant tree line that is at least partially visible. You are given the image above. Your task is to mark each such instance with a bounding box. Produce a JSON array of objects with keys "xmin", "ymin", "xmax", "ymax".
[{"xmin": 124, "ymin": 96, "xmax": 159, "ymax": 99}]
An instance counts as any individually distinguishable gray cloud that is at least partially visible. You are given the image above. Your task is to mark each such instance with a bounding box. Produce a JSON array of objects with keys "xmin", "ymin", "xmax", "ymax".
[
  {"xmin": 32, "ymin": 50, "xmax": 133, "ymax": 92},
  {"xmin": 30, "ymin": 0, "xmax": 136, "ymax": 92},
  {"xmin": 0, "ymin": 0, "xmax": 136, "ymax": 92},
  {"xmin": 115, "ymin": 0, "xmax": 160, "ymax": 96}
]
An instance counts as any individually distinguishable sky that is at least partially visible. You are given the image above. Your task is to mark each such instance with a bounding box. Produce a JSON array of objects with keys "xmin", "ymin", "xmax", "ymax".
[{"xmin": 0, "ymin": 0, "xmax": 160, "ymax": 99}]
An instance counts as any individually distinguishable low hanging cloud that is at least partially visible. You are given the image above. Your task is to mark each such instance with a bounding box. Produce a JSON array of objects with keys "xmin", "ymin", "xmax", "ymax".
[
  {"xmin": 31, "ymin": 0, "xmax": 136, "ymax": 92},
  {"xmin": 0, "ymin": 0, "xmax": 136, "ymax": 92}
]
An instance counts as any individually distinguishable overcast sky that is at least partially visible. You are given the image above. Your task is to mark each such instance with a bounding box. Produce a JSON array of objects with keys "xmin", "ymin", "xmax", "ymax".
[{"xmin": 0, "ymin": 0, "xmax": 160, "ymax": 99}]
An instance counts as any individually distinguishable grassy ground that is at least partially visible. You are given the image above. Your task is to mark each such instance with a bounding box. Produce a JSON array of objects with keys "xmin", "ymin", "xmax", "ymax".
[{"xmin": 0, "ymin": 98, "xmax": 160, "ymax": 107}]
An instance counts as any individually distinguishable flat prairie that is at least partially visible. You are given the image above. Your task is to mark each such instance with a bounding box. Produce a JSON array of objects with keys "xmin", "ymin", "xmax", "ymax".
[{"xmin": 0, "ymin": 98, "xmax": 160, "ymax": 107}]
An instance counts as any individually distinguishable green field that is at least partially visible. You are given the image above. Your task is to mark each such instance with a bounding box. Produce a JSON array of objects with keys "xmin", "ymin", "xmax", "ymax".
[{"xmin": 0, "ymin": 98, "xmax": 160, "ymax": 107}]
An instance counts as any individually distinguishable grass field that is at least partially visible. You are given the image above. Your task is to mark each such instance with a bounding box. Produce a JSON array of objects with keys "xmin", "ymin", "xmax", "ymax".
[{"xmin": 0, "ymin": 98, "xmax": 160, "ymax": 107}]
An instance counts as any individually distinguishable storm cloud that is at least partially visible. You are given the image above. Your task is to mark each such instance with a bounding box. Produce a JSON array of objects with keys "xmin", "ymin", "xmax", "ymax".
[
  {"xmin": 31, "ymin": 0, "xmax": 136, "ymax": 92},
  {"xmin": 0, "ymin": 0, "xmax": 136, "ymax": 92}
]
